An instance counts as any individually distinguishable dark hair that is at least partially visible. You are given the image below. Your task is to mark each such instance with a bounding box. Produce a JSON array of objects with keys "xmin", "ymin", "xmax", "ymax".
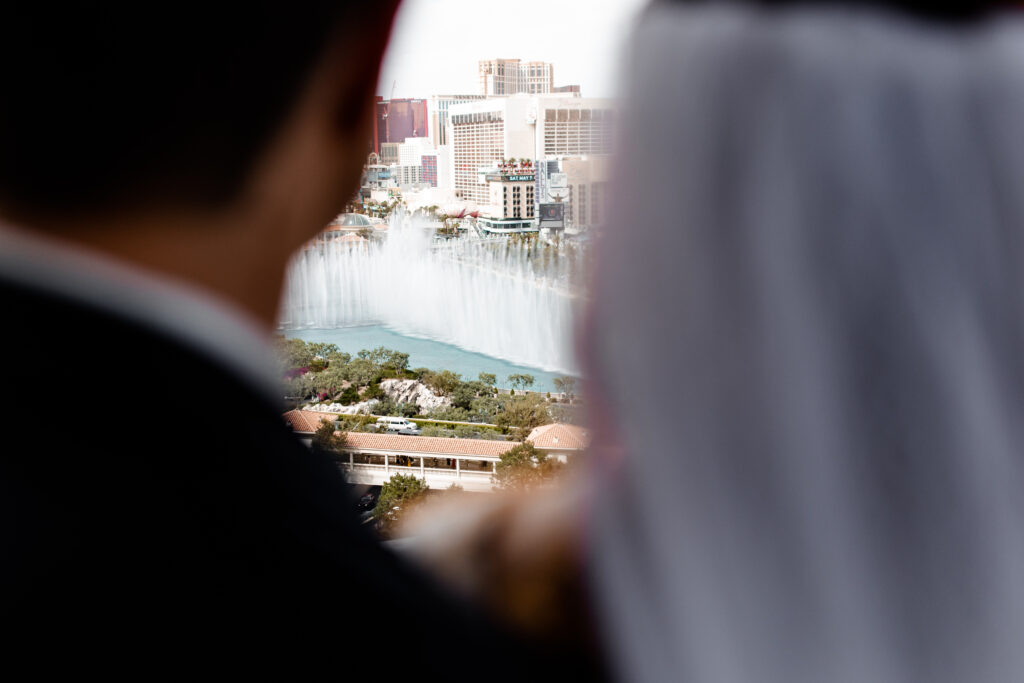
[
  {"xmin": 665, "ymin": 0, "xmax": 1015, "ymax": 23},
  {"xmin": 0, "ymin": 3, "xmax": 366, "ymax": 216}
]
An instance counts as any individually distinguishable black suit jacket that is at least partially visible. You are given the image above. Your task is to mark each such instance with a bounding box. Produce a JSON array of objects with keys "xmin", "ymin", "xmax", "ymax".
[{"xmin": 0, "ymin": 275, "xmax": 580, "ymax": 678}]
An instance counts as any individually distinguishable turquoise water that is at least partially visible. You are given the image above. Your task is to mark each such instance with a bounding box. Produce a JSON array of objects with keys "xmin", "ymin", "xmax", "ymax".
[{"xmin": 284, "ymin": 325, "xmax": 572, "ymax": 393}]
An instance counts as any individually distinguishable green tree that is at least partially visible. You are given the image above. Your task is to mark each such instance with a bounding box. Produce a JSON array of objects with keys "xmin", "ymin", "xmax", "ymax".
[
  {"xmin": 356, "ymin": 347, "xmax": 410, "ymax": 376},
  {"xmin": 358, "ymin": 347, "xmax": 386, "ymax": 365},
  {"xmin": 493, "ymin": 442, "xmax": 562, "ymax": 491},
  {"xmin": 495, "ymin": 393, "xmax": 551, "ymax": 439},
  {"xmin": 552, "ymin": 376, "xmax": 577, "ymax": 397},
  {"xmin": 423, "ymin": 369, "xmax": 461, "ymax": 396},
  {"xmin": 383, "ymin": 350, "xmax": 410, "ymax": 376},
  {"xmin": 344, "ymin": 358, "xmax": 381, "ymax": 386},
  {"xmin": 273, "ymin": 336, "xmax": 315, "ymax": 370},
  {"xmin": 360, "ymin": 383, "xmax": 386, "ymax": 402},
  {"xmin": 326, "ymin": 350, "xmax": 352, "ymax": 367},
  {"xmin": 373, "ymin": 474, "xmax": 429, "ymax": 535},
  {"xmin": 310, "ymin": 364, "xmax": 348, "ymax": 398},
  {"xmin": 284, "ymin": 370, "xmax": 320, "ymax": 401},
  {"xmin": 307, "ymin": 342, "xmax": 340, "ymax": 362},
  {"xmin": 311, "ymin": 419, "xmax": 347, "ymax": 453},
  {"xmin": 470, "ymin": 395, "xmax": 500, "ymax": 422},
  {"xmin": 478, "ymin": 373, "xmax": 497, "ymax": 391},
  {"xmin": 396, "ymin": 402, "xmax": 419, "ymax": 418},
  {"xmin": 338, "ymin": 385, "xmax": 361, "ymax": 405},
  {"xmin": 426, "ymin": 406, "xmax": 470, "ymax": 422},
  {"xmin": 507, "ymin": 373, "xmax": 535, "ymax": 391},
  {"xmin": 450, "ymin": 383, "xmax": 477, "ymax": 411}
]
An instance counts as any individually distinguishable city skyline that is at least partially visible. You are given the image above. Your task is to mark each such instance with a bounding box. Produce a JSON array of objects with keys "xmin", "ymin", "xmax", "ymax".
[{"xmin": 378, "ymin": 0, "xmax": 648, "ymax": 99}]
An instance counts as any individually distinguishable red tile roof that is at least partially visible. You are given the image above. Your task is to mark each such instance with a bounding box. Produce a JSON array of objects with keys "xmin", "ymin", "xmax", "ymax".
[
  {"xmin": 283, "ymin": 410, "xmax": 338, "ymax": 434},
  {"xmin": 526, "ymin": 423, "xmax": 588, "ymax": 451},
  {"xmin": 282, "ymin": 411, "xmax": 518, "ymax": 458},
  {"xmin": 343, "ymin": 432, "xmax": 518, "ymax": 458}
]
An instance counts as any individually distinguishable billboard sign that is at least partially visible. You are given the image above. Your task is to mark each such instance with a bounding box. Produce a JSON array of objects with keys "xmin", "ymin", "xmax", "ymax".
[{"xmin": 538, "ymin": 203, "xmax": 565, "ymax": 230}]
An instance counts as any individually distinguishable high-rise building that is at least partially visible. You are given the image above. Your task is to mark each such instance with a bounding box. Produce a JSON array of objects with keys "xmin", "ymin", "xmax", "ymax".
[
  {"xmin": 372, "ymin": 97, "xmax": 428, "ymax": 155},
  {"xmin": 448, "ymin": 97, "xmax": 536, "ymax": 205},
  {"xmin": 478, "ymin": 59, "xmax": 554, "ymax": 96},
  {"xmin": 421, "ymin": 154, "xmax": 438, "ymax": 187},
  {"xmin": 398, "ymin": 137, "xmax": 434, "ymax": 166},
  {"xmin": 396, "ymin": 165, "xmax": 423, "ymax": 187},
  {"xmin": 558, "ymin": 156, "xmax": 610, "ymax": 230},
  {"xmin": 379, "ymin": 142, "xmax": 400, "ymax": 166},
  {"xmin": 396, "ymin": 137, "xmax": 436, "ymax": 190},
  {"xmin": 448, "ymin": 94, "xmax": 615, "ymax": 207},
  {"xmin": 428, "ymin": 95, "xmax": 487, "ymax": 147},
  {"xmin": 536, "ymin": 101, "xmax": 615, "ymax": 157}
]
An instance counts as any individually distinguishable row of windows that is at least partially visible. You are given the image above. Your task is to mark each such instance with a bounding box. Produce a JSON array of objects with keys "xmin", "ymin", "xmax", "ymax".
[
  {"xmin": 543, "ymin": 108, "xmax": 612, "ymax": 123},
  {"xmin": 452, "ymin": 111, "xmax": 504, "ymax": 125},
  {"xmin": 544, "ymin": 132, "xmax": 614, "ymax": 156}
]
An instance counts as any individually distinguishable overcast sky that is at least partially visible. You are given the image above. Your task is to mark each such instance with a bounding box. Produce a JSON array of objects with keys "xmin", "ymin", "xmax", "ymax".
[{"xmin": 378, "ymin": 0, "xmax": 650, "ymax": 99}]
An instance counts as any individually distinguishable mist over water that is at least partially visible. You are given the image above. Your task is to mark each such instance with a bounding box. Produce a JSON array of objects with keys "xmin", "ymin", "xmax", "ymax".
[{"xmin": 279, "ymin": 216, "xmax": 585, "ymax": 374}]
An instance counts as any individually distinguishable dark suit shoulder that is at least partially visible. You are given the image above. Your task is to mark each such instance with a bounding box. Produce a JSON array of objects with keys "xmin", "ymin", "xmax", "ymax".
[{"xmin": 0, "ymin": 278, "xmax": 555, "ymax": 679}]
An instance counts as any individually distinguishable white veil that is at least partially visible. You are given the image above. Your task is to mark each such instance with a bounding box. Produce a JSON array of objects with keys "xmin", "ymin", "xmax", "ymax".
[{"xmin": 584, "ymin": 4, "xmax": 1024, "ymax": 682}]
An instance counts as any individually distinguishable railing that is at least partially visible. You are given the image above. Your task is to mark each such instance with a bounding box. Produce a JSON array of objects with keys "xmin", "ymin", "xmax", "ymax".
[{"xmin": 342, "ymin": 461, "xmax": 496, "ymax": 492}]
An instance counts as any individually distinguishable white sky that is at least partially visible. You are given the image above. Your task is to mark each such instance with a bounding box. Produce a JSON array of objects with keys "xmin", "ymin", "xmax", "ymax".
[{"xmin": 378, "ymin": 0, "xmax": 650, "ymax": 99}]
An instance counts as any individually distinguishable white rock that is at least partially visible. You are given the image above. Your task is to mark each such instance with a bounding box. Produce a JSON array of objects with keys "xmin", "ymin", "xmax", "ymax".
[
  {"xmin": 306, "ymin": 400, "xmax": 380, "ymax": 415},
  {"xmin": 379, "ymin": 379, "xmax": 451, "ymax": 412}
]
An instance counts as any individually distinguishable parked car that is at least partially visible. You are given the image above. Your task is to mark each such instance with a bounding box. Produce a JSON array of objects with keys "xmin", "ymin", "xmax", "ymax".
[
  {"xmin": 375, "ymin": 416, "xmax": 421, "ymax": 436},
  {"xmin": 357, "ymin": 491, "xmax": 377, "ymax": 510}
]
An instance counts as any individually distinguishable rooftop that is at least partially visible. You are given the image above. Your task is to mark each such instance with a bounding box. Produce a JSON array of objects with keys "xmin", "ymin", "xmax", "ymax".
[
  {"xmin": 283, "ymin": 410, "xmax": 338, "ymax": 434},
  {"xmin": 343, "ymin": 432, "xmax": 518, "ymax": 458},
  {"xmin": 284, "ymin": 410, "xmax": 587, "ymax": 456},
  {"xmin": 526, "ymin": 423, "xmax": 589, "ymax": 450}
]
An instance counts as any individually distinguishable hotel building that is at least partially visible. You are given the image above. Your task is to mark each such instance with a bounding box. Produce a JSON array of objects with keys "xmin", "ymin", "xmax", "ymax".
[
  {"xmin": 448, "ymin": 94, "xmax": 614, "ymax": 229},
  {"xmin": 478, "ymin": 59, "xmax": 555, "ymax": 96},
  {"xmin": 428, "ymin": 95, "xmax": 487, "ymax": 148}
]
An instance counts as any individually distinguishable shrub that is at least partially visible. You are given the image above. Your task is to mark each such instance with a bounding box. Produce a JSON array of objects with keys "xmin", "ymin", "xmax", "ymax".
[
  {"xmin": 426, "ymin": 406, "xmax": 470, "ymax": 422},
  {"xmin": 493, "ymin": 442, "xmax": 562, "ymax": 491},
  {"xmin": 373, "ymin": 474, "xmax": 429, "ymax": 536},
  {"xmin": 422, "ymin": 370, "xmax": 461, "ymax": 396},
  {"xmin": 360, "ymin": 383, "xmax": 385, "ymax": 402},
  {"xmin": 495, "ymin": 393, "xmax": 551, "ymax": 439},
  {"xmin": 421, "ymin": 426, "xmax": 456, "ymax": 438},
  {"xmin": 311, "ymin": 420, "xmax": 346, "ymax": 453}
]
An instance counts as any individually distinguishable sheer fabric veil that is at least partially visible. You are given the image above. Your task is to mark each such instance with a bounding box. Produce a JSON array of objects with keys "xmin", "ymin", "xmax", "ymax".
[{"xmin": 584, "ymin": 4, "xmax": 1024, "ymax": 682}]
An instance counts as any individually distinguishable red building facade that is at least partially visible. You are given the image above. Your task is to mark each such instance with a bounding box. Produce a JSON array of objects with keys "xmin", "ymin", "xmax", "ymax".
[{"xmin": 371, "ymin": 97, "xmax": 428, "ymax": 155}]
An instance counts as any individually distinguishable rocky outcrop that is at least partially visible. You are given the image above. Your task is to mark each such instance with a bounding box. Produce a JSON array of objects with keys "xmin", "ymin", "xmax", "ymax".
[
  {"xmin": 379, "ymin": 379, "xmax": 451, "ymax": 412},
  {"xmin": 306, "ymin": 400, "xmax": 380, "ymax": 415}
]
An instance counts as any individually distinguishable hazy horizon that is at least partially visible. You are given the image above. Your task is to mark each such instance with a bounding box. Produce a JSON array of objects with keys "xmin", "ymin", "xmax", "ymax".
[{"xmin": 378, "ymin": 0, "xmax": 649, "ymax": 100}]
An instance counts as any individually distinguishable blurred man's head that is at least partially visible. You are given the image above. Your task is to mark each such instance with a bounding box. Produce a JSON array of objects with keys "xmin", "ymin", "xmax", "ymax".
[
  {"xmin": 0, "ymin": 3, "xmax": 397, "ymax": 221},
  {"xmin": 0, "ymin": 3, "xmax": 400, "ymax": 323}
]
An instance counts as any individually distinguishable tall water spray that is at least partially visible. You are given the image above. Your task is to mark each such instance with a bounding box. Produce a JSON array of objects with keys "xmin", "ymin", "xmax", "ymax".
[{"xmin": 280, "ymin": 217, "xmax": 584, "ymax": 374}]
